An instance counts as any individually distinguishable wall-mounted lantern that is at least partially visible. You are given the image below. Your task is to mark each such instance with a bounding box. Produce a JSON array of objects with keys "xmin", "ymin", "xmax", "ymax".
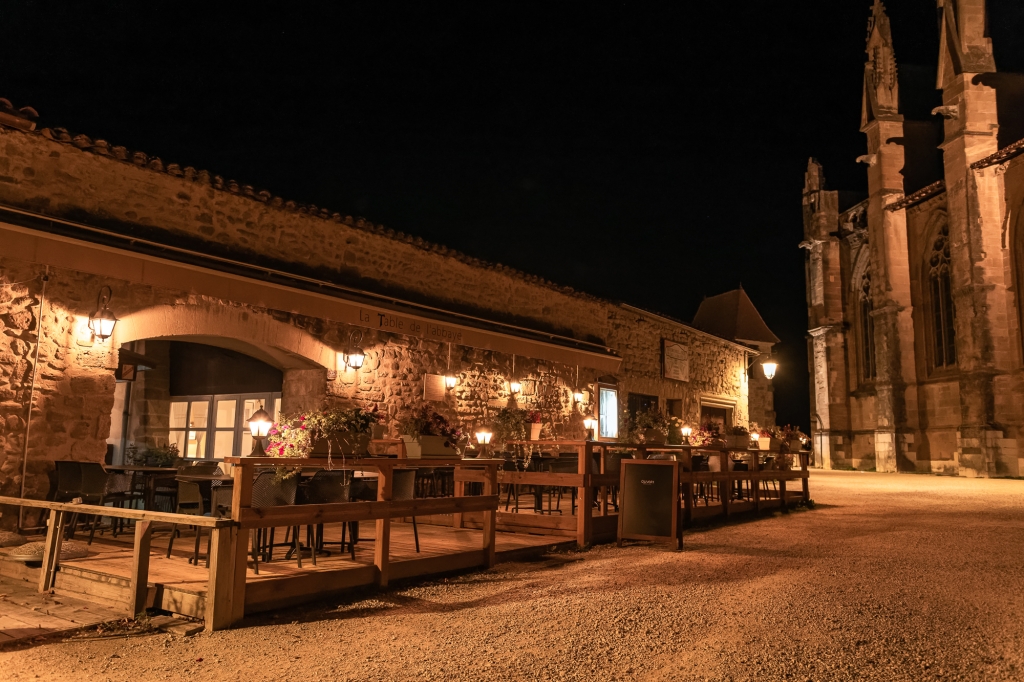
[
  {"xmin": 583, "ymin": 415, "xmax": 598, "ymax": 441},
  {"xmin": 761, "ymin": 358, "xmax": 778, "ymax": 381},
  {"xmin": 444, "ymin": 342, "xmax": 457, "ymax": 389},
  {"xmin": 343, "ymin": 330, "xmax": 366, "ymax": 370},
  {"xmin": 88, "ymin": 285, "xmax": 118, "ymax": 341}
]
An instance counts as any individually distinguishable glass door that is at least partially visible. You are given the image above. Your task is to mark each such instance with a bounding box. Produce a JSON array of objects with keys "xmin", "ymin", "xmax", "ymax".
[{"xmin": 169, "ymin": 392, "xmax": 281, "ymax": 460}]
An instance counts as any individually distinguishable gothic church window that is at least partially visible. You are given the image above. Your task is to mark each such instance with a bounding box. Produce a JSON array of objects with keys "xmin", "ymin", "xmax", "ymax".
[
  {"xmin": 928, "ymin": 223, "xmax": 956, "ymax": 368},
  {"xmin": 859, "ymin": 271, "xmax": 876, "ymax": 380}
]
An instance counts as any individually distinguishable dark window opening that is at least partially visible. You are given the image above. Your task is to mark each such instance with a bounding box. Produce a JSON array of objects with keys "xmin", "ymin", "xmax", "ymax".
[
  {"xmin": 627, "ymin": 393, "xmax": 659, "ymax": 416},
  {"xmin": 929, "ymin": 223, "xmax": 957, "ymax": 369},
  {"xmin": 860, "ymin": 271, "xmax": 877, "ymax": 380}
]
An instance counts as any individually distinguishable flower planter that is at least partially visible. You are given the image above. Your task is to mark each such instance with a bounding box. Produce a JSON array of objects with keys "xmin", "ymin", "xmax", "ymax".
[
  {"xmin": 643, "ymin": 428, "xmax": 666, "ymax": 445},
  {"xmin": 529, "ymin": 423, "xmax": 543, "ymax": 441},
  {"xmin": 788, "ymin": 439, "xmax": 805, "ymax": 453},
  {"xmin": 757, "ymin": 437, "xmax": 781, "ymax": 451},
  {"xmin": 310, "ymin": 433, "xmax": 371, "ymax": 457},
  {"xmin": 723, "ymin": 435, "xmax": 751, "ymax": 450},
  {"xmin": 371, "ymin": 424, "xmax": 387, "ymax": 440},
  {"xmin": 401, "ymin": 435, "xmax": 460, "ymax": 459}
]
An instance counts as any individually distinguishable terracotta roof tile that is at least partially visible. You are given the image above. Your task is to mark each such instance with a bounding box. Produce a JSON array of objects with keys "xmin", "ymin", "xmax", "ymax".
[{"xmin": 691, "ymin": 288, "xmax": 779, "ymax": 345}]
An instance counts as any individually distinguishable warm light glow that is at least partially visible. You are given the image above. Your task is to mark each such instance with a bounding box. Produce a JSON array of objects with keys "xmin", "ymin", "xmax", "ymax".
[
  {"xmin": 583, "ymin": 415, "xmax": 598, "ymax": 436},
  {"xmin": 750, "ymin": 432, "xmax": 760, "ymax": 442},
  {"xmin": 573, "ymin": 390, "xmax": 584, "ymax": 404},
  {"xmin": 681, "ymin": 426, "xmax": 692, "ymax": 438},
  {"xmin": 475, "ymin": 430, "xmax": 493, "ymax": 445},
  {"xmin": 247, "ymin": 407, "xmax": 272, "ymax": 438},
  {"xmin": 88, "ymin": 286, "xmax": 118, "ymax": 341},
  {"xmin": 761, "ymin": 360, "xmax": 778, "ymax": 381},
  {"xmin": 445, "ymin": 375, "xmax": 458, "ymax": 389},
  {"xmin": 510, "ymin": 380, "xmax": 521, "ymax": 394},
  {"xmin": 345, "ymin": 350, "xmax": 365, "ymax": 369}
]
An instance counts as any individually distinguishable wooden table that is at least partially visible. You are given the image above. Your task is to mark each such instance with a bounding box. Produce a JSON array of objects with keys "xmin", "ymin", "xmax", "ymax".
[{"xmin": 105, "ymin": 465, "xmax": 178, "ymax": 510}]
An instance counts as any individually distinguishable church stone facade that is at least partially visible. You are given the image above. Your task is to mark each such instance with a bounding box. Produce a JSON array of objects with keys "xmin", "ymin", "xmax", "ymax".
[{"xmin": 803, "ymin": 0, "xmax": 1024, "ymax": 476}]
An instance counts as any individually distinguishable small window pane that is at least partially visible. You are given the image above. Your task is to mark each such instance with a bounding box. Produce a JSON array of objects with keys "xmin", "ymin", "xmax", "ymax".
[
  {"xmin": 599, "ymin": 388, "xmax": 619, "ymax": 439},
  {"xmin": 216, "ymin": 399, "xmax": 237, "ymax": 428},
  {"xmin": 243, "ymin": 399, "xmax": 262, "ymax": 424},
  {"xmin": 185, "ymin": 429, "xmax": 206, "ymax": 458},
  {"xmin": 189, "ymin": 401, "xmax": 209, "ymax": 429},
  {"xmin": 169, "ymin": 430, "xmax": 187, "ymax": 454},
  {"xmin": 213, "ymin": 431, "xmax": 235, "ymax": 459},
  {"xmin": 240, "ymin": 432, "xmax": 254, "ymax": 456},
  {"xmin": 170, "ymin": 402, "xmax": 189, "ymax": 429},
  {"xmin": 273, "ymin": 398, "xmax": 282, "ymax": 419}
]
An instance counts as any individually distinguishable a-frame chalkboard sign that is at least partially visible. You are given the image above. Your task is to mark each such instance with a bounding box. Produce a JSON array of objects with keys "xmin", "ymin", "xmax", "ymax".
[{"xmin": 617, "ymin": 459, "xmax": 683, "ymax": 550}]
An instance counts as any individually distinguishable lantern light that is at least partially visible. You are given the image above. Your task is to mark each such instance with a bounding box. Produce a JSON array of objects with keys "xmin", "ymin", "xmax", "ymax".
[
  {"xmin": 750, "ymin": 432, "xmax": 760, "ymax": 443},
  {"xmin": 475, "ymin": 430, "xmax": 493, "ymax": 445},
  {"xmin": 761, "ymin": 359, "xmax": 778, "ymax": 381},
  {"xmin": 510, "ymin": 380, "xmax": 521, "ymax": 394},
  {"xmin": 246, "ymin": 405, "xmax": 272, "ymax": 457},
  {"xmin": 88, "ymin": 285, "xmax": 118, "ymax": 341},
  {"xmin": 681, "ymin": 426, "xmax": 692, "ymax": 444},
  {"xmin": 583, "ymin": 415, "xmax": 598, "ymax": 440},
  {"xmin": 573, "ymin": 390, "xmax": 584, "ymax": 404},
  {"xmin": 343, "ymin": 330, "xmax": 366, "ymax": 370},
  {"xmin": 445, "ymin": 375, "xmax": 458, "ymax": 389}
]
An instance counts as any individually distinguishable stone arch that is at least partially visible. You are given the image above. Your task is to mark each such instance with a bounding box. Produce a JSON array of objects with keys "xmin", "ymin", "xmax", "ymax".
[{"xmin": 113, "ymin": 303, "xmax": 334, "ymax": 371}]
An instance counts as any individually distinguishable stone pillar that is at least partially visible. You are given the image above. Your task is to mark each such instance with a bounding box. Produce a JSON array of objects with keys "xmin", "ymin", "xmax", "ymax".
[{"xmin": 936, "ymin": 0, "xmax": 1017, "ymax": 476}]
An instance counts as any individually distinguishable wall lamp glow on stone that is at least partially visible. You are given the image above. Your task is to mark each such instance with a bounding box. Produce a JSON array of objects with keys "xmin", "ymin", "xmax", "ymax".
[
  {"xmin": 761, "ymin": 359, "xmax": 778, "ymax": 381},
  {"xmin": 573, "ymin": 390, "xmax": 584, "ymax": 404},
  {"xmin": 509, "ymin": 380, "xmax": 521, "ymax": 394},
  {"xmin": 445, "ymin": 375, "xmax": 458, "ymax": 389},
  {"xmin": 246, "ymin": 405, "xmax": 272, "ymax": 457},
  {"xmin": 583, "ymin": 415, "xmax": 598, "ymax": 441},
  {"xmin": 475, "ymin": 430, "xmax": 493, "ymax": 445},
  {"xmin": 88, "ymin": 285, "xmax": 118, "ymax": 341},
  {"xmin": 343, "ymin": 330, "xmax": 365, "ymax": 370}
]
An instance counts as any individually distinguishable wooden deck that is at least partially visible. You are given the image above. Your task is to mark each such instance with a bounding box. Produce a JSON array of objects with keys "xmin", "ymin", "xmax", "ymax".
[{"xmin": 2, "ymin": 521, "xmax": 568, "ymax": 623}]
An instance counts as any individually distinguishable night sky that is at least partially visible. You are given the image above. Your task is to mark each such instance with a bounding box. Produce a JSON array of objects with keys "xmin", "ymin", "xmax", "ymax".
[{"xmin": 5, "ymin": 2, "xmax": 1022, "ymax": 430}]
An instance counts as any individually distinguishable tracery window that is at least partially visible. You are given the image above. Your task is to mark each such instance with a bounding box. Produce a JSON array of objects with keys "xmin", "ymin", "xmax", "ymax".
[
  {"xmin": 859, "ymin": 271, "xmax": 876, "ymax": 380},
  {"xmin": 929, "ymin": 222, "xmax": 957, "ymax": 368}
]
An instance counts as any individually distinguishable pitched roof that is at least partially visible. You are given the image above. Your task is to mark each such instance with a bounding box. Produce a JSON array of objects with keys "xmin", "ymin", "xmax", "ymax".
[{"xmin": 691, "ymin": 288, "xmax": 779, "ymax": 345}]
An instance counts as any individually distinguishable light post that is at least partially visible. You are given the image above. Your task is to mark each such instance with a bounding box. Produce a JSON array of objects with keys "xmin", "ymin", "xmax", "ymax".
[
  {"xmin": 681, "ymin": 426, "xmax": 692, "ymax": 445},
  {"xmin": 475, "ymin": 429, "xmax": 493, "ymax": 457},
  {"xmin": 246, "ymin": 405, "xmax": 272, "ymax": 456}
]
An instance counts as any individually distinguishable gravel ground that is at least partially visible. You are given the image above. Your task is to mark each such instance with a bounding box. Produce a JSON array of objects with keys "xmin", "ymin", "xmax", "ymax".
[{"xmin": 3, "ymin": 470, "xmax": 1024, "ymax": 681}]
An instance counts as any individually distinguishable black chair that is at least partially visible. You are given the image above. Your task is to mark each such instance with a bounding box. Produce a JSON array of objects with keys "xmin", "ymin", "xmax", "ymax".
[
  {"xmin": 166, "ymin": 481, "xmax": 210, "ymax": 565},
  {"xmin": 298, "ymin": 470, "xmax": 354, "ymax": 562},
  {"xmin": 78, "ymin": 462, "xmax": 141, "ymax": 544},
  {"xmin": 549, "ymin": 458, "xmax": 578, "ymax": 514},
  {"xmin": 501, "ymin": 459, "xmax": 520, "ymax": 511},
  {"xmin": 54, "ymin": 461, "xmax": 82, "ymax": 503},
  {"xmin": 602, "ymin": 450, "xmax": 625, "ymax": 511},
  {"xmin": 250, "ymin": 471, "xmax": 300, "ymax": 574},
  {"xmin": 391, "ymin": 469, "xmax": 419, "ymax": 553}
]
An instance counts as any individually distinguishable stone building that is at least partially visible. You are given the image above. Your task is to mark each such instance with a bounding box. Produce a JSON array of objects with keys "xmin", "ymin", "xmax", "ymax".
[
  {"xmin": 692, "ymin": 288, "xmax": 779, "ymax": 429},
  {"xmin": 803, "ymin": 0, "xmax": 1024, "ymax": 476},
  {"xmin": 0, "ymin": 96, "xmax": 758, "ymax": 528}
]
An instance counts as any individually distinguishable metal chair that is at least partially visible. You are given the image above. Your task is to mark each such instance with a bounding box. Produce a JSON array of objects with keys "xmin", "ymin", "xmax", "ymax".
[
  {"xmin": 78, "ymin": 462, "xmax": 116, "ymax": 544},
  {"xmin": 298, "ymin": 470, "xmax": 353, "ymax": 563},
  {"xmin": 550, "ymin": 458, "xmax": 578, "ymax": 514},
  {"xmin": 54, "ymin": 461, "xmax": 82, "ymax": 502},
  {"xmin": 249, "ymin": 471, "xmax": 300, "ymax": 574},
  {"xmin": 602, "ymin": 450, "xmax": 625, "ymax": 511},
  {"xmin": 166, "ymin": 481, "xmax": 209, "ymax": 565},
  {"xmin": 391, "ymin": 469, "xmax": 419, "ymax": 553}
]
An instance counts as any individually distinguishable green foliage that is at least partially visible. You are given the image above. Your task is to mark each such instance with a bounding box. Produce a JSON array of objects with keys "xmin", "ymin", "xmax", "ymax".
[
  {"xmin": 492, "ymin": 407, "xmax": 527, "ymax": 445},
  {"xmin": 126, "ymin": 442, "xmax": 180, "ymax": 467},
  {"xmin": 398, "ymin": 407, "xmax": 463, "ymax": 448},
  {"xmin": 268, "ymin": 405, "xmax": 382, "ymax": 458}
]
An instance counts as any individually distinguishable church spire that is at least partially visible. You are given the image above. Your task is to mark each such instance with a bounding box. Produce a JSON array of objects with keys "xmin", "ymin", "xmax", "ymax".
[
  {"xmin": 936, "ymin": 0, "xmax": 995, "ymax": 87},
  {"xmin": 861, "ymin": 0, "xmax": 900, "ymax": 130}
]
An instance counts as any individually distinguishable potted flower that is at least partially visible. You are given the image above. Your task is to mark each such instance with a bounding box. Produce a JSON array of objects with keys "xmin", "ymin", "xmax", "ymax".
[
  {"xmin": 722, "ymin": 425, "xmax": 750, "ymax": 450},
  {"xmin": 634, "ymin": 408, "xmax": 669, "ymax": 445},
  {"xmin": 127, "ymin": 443, "xmax": 180, "ymax": 468},
  {"xmin": 525, "ymin": 410, "xmax": 544, "ymax": 440},
  {"xmin": 267, "ymin": 416, "xmax": 314, "ymax": 458},
  {"xmin": 398, "ymin": 407, "xmax": 463, "ymax": 459},
  {"xmin": 756, "ymin": 424, "xmax": 782, "ymax": 451},
  {"xmin": 308, "ymin": 406, "xmax": 381, "ymax": 457}
]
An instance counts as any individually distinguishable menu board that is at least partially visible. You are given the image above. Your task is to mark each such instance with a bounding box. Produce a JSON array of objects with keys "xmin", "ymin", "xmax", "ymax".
[
  {"xmin": 423, "ymin": 373, "xmax": 446, "ymax": 402},
  {"xmin": 663, "ymin": 340, "xmax": 689, "ymax": 382},
  {"xmin": 618, "ymin": 460, "xmax": 683, "ymax": 550}
]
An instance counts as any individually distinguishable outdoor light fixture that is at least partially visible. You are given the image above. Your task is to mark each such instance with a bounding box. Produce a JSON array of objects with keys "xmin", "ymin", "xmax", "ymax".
[
  {"xmin": 246, "ymin": 404, "xmax": 272, "ymax": 457},
  {"xmin": 681, "ymin": 426, "xmax": 692, "ymax": 444},
  {"xmin": 573, "ymin": 390, "xmax": 584, "ymax": 404},
  {"xmin": 750, "ymin": 432, "xmax": 760, "ymax": 444},
  {"xmin": 475, "ymin": 430, "xmax": 493, "ymax": 445},
  {"xmin": 583, "ymin": 415, "xmax": 598, "ymax": 441},
  {"xmin": 510, "ymin": 380, "xmax": 521, "ymax": 394},
  {"xmin": 444, "ymin": 343, "xmax": 457, "ymax": 389},
  {"xmin": 344, "ymin": 330, "xmax": 366, "ymax": 370},
  {"xmin": 88, "ymin": 285, "xmax": 118, "ymax": 341},
  {"xmin": 761, "ymin": 358, "xmax": 778, "ymax": 381}
]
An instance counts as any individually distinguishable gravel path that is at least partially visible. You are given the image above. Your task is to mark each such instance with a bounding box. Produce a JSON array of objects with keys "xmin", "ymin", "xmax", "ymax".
[{"xmin": 3, "ymin": 470, "xmax": 1024, "ymax": 681}]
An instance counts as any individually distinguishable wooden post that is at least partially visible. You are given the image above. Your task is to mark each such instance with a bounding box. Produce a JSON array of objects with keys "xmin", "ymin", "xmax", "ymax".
[
  {"xmin": 38, "ymin": 510, "xmax": 66, "ymax": 592},
  {"xmin": 681, "ymin": 450, "xmax": 693, "ymax": 527},
  {"xmin": 481, "ymin": 464, "xmax": 497, "ymax": 568},
  {"xmin": 205, "ymin": 526, "xmax": 235, "ymax": 632},
  {"xmin": 453, "ymin": 477, "xmax": 465, "ymax": 529},
  {"xmin": 801, "ymin": 452, "xmax": 810, "ymax": 501},
  {"xmin": 779, "ymin": 477, "xmax": 788, "ymax": 513},
  {"xmin": 577, "ymin": 442, "xmax": 593, "ymax": 548},
  {"xmin": 720, "ymin": 451, "xmax": 731, "ymax": 519},
  {"xmin": 229, "ymin": 459, "xmax": 254, "ymax": 625},
  {"xmin": 129, "ymin": 520, "xmax": 154, "ymax": 617},
  {"xmin": 375, "ymin": 463, "xmax": 393, "ymax": 588},
  {"xmin": 752, "ymin": 450, "xmax": 761, "ymax": 513}
]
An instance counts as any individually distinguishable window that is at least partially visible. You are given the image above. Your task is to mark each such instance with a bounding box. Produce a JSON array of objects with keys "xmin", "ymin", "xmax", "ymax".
[
  {"xmin": 928, "ymin": 222, "xmax": 957, "ymax": 368},
  {"xmin": 169, "ymin": 392, "xmax": 281, "ymax": 459},
  {"xmin": 859, "ymin": 271, "xmax": 876, "ymax": 380},
  {"xmin": 598, "ymin": 386, "xmax": 619, "ymax": 439},
  {"xmin": 627, "ymin": 393, "xmax": 659, "ymax": 416}
]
